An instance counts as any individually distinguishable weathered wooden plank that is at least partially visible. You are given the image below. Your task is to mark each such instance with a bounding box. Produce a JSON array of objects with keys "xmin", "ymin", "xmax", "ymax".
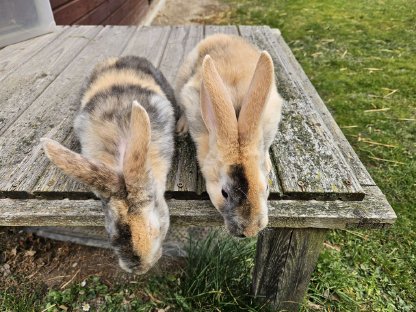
[
  {"xmin": 0, "ymin": 26, "xmax": 101, "ymax": 136},
  {"xmin": 0, "ymin": 28, "xmax": 66, "ymax": 83},
  {"xmin": 170, "ymin": 186, "xmax": 395, "ymax": 229},
  {"xmin": 31, "ymin": 26, "xmax": 172, "ymax": 195},
  {"xmin": 0, "ymin": 26, "xmax": 135, "ymax": 196},
  {"xmin": 0, "ymin": 186, "xmax": 396, "ymax": 228},
  {"xmin": 271, "ymin": 29, "xmax": 375, "ymax": 186},
  {"xmin": 239, "ymin": 26, "xmax": 365, "ymax": 200},
  {"xmin": 252, "ymin": 228, "xmax": 292, "ymax": 301},
  {"xmin": 166, "ymin": 135, "xmax": 201, "ymax": 196},
  {"xmin": 159, "ymin": 26, "xmax": 203, "ymax": 85},
  {"xmin": 159, "ymin": 26, "xmax": 205, "ymax": 195},
  {"xmin": 252, "ymin": 228, "xmax": 327, "ymax": 311},
  {"xmin": 0, "ymin": 198, "xmax": 104, "ymax": 226},
  {"xmin": 204, "ymin": 25, "xmax": 239, "ymax": 36},
  {"xmin": 268, "ymin": 152, "xmax": 283, "ymax": 198},
  {"xmin": 122, "ymin": 26, "xmax": 171, "ymax": 62}
]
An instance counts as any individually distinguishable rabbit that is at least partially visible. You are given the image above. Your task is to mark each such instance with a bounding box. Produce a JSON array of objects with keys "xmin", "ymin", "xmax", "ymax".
[
  {"xmin": 175, "ymin": 34, "xmax": 283, "ymax": 238},
  {"xmin": 42, "ymin": 56, "xmax": 176, "ymax": 274}
]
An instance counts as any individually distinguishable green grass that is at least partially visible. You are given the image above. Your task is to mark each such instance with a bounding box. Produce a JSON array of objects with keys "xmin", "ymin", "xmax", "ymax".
[{"xmin": 1, "ymin": 1, "xmax": 415, "ymax": 311}]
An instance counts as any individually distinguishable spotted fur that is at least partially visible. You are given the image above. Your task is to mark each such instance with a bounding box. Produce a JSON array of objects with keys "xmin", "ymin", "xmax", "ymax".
[
  {"xmin": 175, "ymin": 34, "xmax": 283, "ymax": 237},
  {"xmin": 42, "ymin": 56, "xmax": 175, "ymax": 274}
]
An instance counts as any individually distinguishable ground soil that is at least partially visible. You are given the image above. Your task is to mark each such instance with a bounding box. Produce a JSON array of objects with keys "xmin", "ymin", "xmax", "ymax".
[{"xmin": 0, "ymin": 227, "xmax": 182, "ymax": 295}]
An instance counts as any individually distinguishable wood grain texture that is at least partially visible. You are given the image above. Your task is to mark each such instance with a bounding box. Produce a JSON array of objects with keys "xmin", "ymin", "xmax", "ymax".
[
  {"xmin": 74, "ymin": 0, "xmax": 126, "ymax": 25},
  {"xmin": 271, "ymin": 29, "xmax": 375, "ymax": 186},
  {"xmin": 0, "ymin": 28, "xmax": 65, "ymax": 84},
  {"xmin": 204, "ymin": 25, "xmax": 239, "ymax": 36},
  {"xmin": 252, "ymin": 228, "xmax": 327, "ymax": 311},
  {"xmin": 102, "ymin": 0, "xmax": 146, "ymax": 25},
  {"xmin": 54, "ymin": 0, "xmax": 107, "ymax": 25},
  {"xmin": 50, "ymin": 0, "xmax": 72, "ymax": 10},
  {"xmin": 0, "ymin": 26, "xmax": 134, "ymax": 196},
  {"xmin": 252, "ymin": 228, "xmax": 292, "ymax": 301},
  {"xmin": 122, "ymin": 26, "xmax": 171, "ymax": 62},
  {"xmin": 119, "ymin": 0, "xmax": 149, "ymax": 25},
  {"xmin": 0, "ymin": 26, "xmax": 100, "ymax": 135},
  {"xmin": 160, "ymin": 26, "xmax": 204, "ymax": 195},
  {"xmin": 0, "ymin": 186, "xmax": 395, "ymax": 228},
  {"xmin": 52, "ymin": 0, "xmax": 149, "ymax": 26},
  {"xmin": 239, "ymin": 26, "xmax": 365, "ymax": 201}
]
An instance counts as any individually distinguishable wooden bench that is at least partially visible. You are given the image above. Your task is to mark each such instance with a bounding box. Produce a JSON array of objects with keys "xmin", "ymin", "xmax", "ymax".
[{"xmin": 0, "ymin": 25, "xmax": 396, "ymax": 311}]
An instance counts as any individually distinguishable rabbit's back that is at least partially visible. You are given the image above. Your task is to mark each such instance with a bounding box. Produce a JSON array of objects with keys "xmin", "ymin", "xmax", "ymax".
[
  {"xmin": 74, "ymin": 56, "xmax": 175, "ymax": 169},
  {"xmin": 177, "ymin": 35, "xmax": 262, "ymax": 110}
]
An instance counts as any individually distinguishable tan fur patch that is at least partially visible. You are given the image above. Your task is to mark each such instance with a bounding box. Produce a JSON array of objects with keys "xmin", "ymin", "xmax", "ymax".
[
  {"xmin": 197, "ymin": 34, "xmax": 260, "ymax": 108},
  {"xmin": 93, "ymin": 57, "xmax": 118, "ymax": 73},
  {"xmin": 123, "ymin": 102, "xmax": 151, "ymax": 187},
  {"xmin": 112, "ymin": 198, "xmax": 129, "ymax": 218},
  {"xmin": 82, "ymin": 119, "xmax": 121, "ymax": 168},
  {"xmin": 42, "ymin": 138, "xmax": 120, "ymax": 195},
  {"xmin": 201, "ymin": 56, "xmax": 239, "ymax": 162},
  {"xmin": 238, "ymin": 52, "xmax": 275, "ymax": 144},
  {"xmin": 128, "ymin": 213, "xmax": 152, "ymax": 258},
  {"xmin": 82, "ymin": 69, "xmax": 164, "ymax": 107},
  {"xmin": 149, "ymin": 145, "xmax": 169, "ymax": 186}
]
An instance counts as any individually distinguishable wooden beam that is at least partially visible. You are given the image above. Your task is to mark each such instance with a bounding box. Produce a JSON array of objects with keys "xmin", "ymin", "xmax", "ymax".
[
  {"xmin": 252, "ymin": 228, "xmax": 327, "ymax": 311},
  {"xmin": 0, "ymin": 186, "xmax": 395, "ymax": 228}
]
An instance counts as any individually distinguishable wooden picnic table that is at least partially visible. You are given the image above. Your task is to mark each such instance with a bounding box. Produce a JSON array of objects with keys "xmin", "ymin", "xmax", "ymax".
[{"xmin": 0, "ymin": 25, "xmax": 396, "ymax": 310}]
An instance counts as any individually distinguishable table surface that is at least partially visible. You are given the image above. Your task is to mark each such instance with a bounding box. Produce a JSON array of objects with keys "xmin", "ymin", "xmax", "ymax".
[{"xmin": 0, "ymin": 25, "xmax": 396, "ymax": 229}]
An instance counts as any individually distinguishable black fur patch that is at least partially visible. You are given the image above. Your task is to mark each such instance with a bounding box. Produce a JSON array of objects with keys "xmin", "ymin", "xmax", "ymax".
[
  {"xmin": 113, "ymin": 56, "xmax": 179, "ymax": 120},
  {"xmin": 83, "ymin": 84, "xmax": 167, "ymax": 136},
  {"xmin": 84, "ymin": 55, "xmax": 178, "ymax": 120},
  {"xmin": 112, "ymin": 221, "xmax": 141, "ymax": 269},
  {"xmin": 228, "ymin": 164, "xmax": 249, "ymax": 206}
]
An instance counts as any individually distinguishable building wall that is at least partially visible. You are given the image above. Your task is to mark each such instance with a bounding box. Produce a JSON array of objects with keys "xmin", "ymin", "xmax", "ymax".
[{"xmin": 50, "ymin": 0, "xmax": 150, "ymax": 25}]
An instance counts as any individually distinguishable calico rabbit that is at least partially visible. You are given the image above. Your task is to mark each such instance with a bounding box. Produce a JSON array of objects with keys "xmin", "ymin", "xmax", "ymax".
[
  {"xmin": 42, "ymin": 56, "xmax": 176, "ymax": 273},
  {"xmin": 175, "ymin": 34, "xmax": 283, "ymax": 238}
]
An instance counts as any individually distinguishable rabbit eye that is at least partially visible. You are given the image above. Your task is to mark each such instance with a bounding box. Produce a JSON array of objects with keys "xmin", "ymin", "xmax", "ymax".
[{"xmin": 221, "ymin": 189, "xmax": 229, "ymax": 199}]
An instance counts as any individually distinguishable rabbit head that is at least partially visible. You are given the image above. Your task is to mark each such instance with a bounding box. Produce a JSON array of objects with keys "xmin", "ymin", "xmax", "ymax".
[
  {"xmin": 42, "ymin": 103, "xmax": 168, "ymax": 274},
  {"xmin": 200, "ymin": 52, "xmax": 276, "ymax": 238}
]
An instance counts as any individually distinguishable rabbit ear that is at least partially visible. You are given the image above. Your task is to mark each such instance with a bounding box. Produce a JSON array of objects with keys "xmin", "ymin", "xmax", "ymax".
[
  {"xmin": 238, "ymin": 51, "xmax": 275, "ymax": 145},
  {"xmin": 123, "ymin": 101, "xmax": 151, "ymax": 187},
  {"xmin": 200, "ymin": 55, "xmax": 238, "ymax": 151},
  {"xmin": 41, "ymin": 138, "xmax": 121, "ymax": 196}
]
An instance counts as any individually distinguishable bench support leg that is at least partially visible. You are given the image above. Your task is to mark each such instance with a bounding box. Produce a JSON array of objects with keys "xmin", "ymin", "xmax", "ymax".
[{"xmin": 252, "ymin": 228, "xmax": 327, "ymax": 311}]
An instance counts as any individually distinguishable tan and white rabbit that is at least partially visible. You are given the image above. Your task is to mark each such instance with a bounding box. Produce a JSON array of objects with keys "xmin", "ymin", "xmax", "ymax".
[
  {"xmin": 175, "ymin": 34, "xmax": 283, "ymax": 238},
  {"xmin": 42, "ymin": 56, "xmax": 176, "ymax": 274}
]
